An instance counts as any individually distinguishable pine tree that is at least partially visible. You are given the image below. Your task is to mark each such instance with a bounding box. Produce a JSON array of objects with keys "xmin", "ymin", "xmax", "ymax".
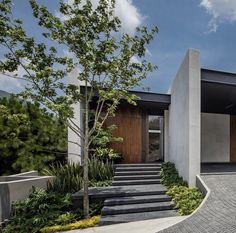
[{"xmin": 0, "ymin": 95, "xmax": 67, "ymax": 175}]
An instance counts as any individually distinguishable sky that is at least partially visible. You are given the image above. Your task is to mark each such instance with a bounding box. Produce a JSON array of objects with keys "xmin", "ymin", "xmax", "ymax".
[{"xmin": 1, "ymin": 0, "xmax": 236, "ymax": 93}]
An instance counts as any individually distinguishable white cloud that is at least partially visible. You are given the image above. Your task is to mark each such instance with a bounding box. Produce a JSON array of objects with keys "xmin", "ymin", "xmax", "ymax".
[
  {"xmin": 0, "ymin": 65, "xmax": 27, "ymax": 93},
  {"xmin": 0, "ymin": 74, "xmax": 24, "ymax": 93},
  {"xmin": 114, "ymin": 0, "xmax": 143, "ymax": 34},
  {"xmin": 56, "ymin": 0, "xmax": 144, "ymax": 35},
  {"xmin": 200, "ymin": 0, "xmax": 236, "ymax": 32}
]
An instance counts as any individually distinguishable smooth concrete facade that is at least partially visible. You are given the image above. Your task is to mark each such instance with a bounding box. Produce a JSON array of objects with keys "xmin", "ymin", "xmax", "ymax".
[
  {"xmin": 0, "ymin": 172, "xmax": 53, "ymax": 222},
  {"xmin": 167, "ymin": 49, "xmax": 201, "ymax": 187},
  {"xmin": 201, "ymin": 113, "xmax": 230, "ymax": 162},
  {"xmin": 68, "ymin": 69, "xmax": 83, "ymax": 164}
]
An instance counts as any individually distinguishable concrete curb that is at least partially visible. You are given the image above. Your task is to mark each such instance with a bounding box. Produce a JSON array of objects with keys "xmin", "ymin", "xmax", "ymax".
[{"xmin": 156, "ymin": 174, "xmax": 210, "ymax": 232}]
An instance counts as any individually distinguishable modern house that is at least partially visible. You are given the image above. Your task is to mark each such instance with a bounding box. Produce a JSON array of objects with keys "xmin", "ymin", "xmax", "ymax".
[{"xmin": 68, "ymin": 48, "xmax": 236, "ymax": 187}]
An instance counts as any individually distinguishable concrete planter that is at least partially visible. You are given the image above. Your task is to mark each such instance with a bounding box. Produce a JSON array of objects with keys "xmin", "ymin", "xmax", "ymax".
[{"xmin": 0, "ymin": 171, "xmax": 54, "ymax": 222}]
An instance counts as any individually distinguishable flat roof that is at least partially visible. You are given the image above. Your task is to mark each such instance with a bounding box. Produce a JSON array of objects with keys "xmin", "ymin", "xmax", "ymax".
[
  {"xmin": 80, "ymin": 86, "xmax": 171, "ymax": 116},
  {"xmin": 129, "ymin": 90, "xmax": 171, "ymax": 104},
  {"xmin": 201, "ymin": 68, "xmax": 236, "ymax": 85},
  {"xmin": 201, "ymin": 68, "xmax": 236, "ymax": 114}
]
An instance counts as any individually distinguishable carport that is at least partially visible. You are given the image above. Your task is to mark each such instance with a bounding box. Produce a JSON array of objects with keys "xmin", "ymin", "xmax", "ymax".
[{"xmin": 201, "ymin": 68, "xmax": 236, "ymax": 172}]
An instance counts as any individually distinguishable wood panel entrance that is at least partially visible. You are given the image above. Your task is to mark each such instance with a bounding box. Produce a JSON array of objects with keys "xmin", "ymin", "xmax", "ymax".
[{"xmin": 105, "ymin": 106, "xmax": 143, "ymax": 163}]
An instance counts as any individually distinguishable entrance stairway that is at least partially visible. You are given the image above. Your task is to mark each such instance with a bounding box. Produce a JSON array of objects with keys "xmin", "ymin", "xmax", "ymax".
[{"xmin": 99, "ymin": 163, "xmax": 178, "ymax": 225}]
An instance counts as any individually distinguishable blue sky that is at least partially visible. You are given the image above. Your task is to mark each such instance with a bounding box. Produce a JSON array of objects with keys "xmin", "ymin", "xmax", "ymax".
[{"xmin": 2, "ymin": 0, "xmax": 236, "ymax": 93}]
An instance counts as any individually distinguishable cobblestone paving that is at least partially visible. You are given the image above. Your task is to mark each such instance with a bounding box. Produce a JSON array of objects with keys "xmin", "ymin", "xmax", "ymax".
[{"xmin": 158, "ymin": 174, "xmax": 236, "ymax": 233}]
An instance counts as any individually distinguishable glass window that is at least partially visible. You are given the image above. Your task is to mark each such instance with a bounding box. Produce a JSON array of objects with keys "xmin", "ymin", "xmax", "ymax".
[{"xmin": 148, "ymin": 115, "xmax": 163, "ymax": 162}]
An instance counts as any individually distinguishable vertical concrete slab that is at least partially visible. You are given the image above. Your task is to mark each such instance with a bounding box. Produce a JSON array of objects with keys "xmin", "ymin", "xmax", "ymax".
[
  {"xmin": 68, "ymin": 68, "xmax": 83, "ymax": 164},
  {"xmin": 164, "ymin": 110, "xmax": 169, "ymax": 162},
  {"xmin": 168, "ymin": 49, "xmax": 201, "ymax": 187}
]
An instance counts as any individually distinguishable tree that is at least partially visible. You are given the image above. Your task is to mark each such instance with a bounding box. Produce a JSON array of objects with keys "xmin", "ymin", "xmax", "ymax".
[
  {"xmin": 0, "ymin": 96, "xmax": 67, "ymax": 175},
  {"xmin": 0, "ymin": 0, "xmax": 158, "ymax": 217}
]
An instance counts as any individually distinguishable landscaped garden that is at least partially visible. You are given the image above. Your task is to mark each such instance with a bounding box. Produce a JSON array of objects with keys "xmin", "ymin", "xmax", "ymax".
[
  {"xmin": 0, "ymin": 96, "xmax": 119, "ymax": 232},
  {"xmin": 160, "ymin": 162, "xmax": 204, "ymax": 215},
  {"xmin": 3, "ymin": 158, "xmax": 114, "ymax": 233}
]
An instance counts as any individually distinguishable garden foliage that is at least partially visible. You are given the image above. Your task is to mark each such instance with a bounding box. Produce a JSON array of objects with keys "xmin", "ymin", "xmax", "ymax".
[
  {"xmin": 160, "ymin": 162, "xmax": 204, "ymax": 215},
  {"xmin": 3, "ymin": 187, "xmax": 102, "ymax": 233},
  {"xmin": 44, "ymin": 158, "xmax": 114, "ymax": 193},
  {"xmin": 0, "ymin": 96, "xmax": 67, "ymax": 175}
]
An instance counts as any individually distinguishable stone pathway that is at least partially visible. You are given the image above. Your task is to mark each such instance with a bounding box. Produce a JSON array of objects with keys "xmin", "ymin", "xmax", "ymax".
[{"xmin": 159, "ymin": 174, "xmax": 236, "ymax": 233}]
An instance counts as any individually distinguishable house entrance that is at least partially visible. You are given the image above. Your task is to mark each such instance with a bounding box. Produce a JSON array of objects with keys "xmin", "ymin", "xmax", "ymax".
[{"xmin": 147, "ymin": 115, "xmax": 164, "ymax": 162}]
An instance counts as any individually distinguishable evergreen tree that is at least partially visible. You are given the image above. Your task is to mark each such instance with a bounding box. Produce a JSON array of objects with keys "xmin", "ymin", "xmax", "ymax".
[{"xmin": 0, "ymin": 95, "xmax": 67, "ymax": 175}]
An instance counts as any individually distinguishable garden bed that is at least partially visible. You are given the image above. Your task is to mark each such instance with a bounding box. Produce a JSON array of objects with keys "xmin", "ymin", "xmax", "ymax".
[{"xmin": 160, "ymin": 162, "xmax": 204, "ymax": 215}]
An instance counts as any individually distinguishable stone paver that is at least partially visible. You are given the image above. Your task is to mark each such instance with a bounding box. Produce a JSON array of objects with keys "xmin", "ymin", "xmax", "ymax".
[{"xmin": 158, "ymin": 174, "xmax": 236, "ymax": 233}]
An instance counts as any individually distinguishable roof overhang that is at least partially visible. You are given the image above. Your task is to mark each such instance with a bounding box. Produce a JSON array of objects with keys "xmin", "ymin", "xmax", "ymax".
[
  {"xmin": 201, "ymin": 69, "xmax": 236, "ymax": 115},
  {"xmin": 128, "ymin": 90, "xmax": 171, "ymax": 115},
  {"xmin": 81, "ymin": 86, "xmax": 171, "ymax": 116}
]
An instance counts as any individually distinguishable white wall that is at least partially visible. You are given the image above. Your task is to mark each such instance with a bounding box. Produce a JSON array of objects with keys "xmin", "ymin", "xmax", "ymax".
[
  {"xmin": 68, "ymin": 68, "xmax": 83, "ymax": 164},
  {"xmin": 201, "ymin": 113, "xmax": 230, "ymax": 162},
  {"xmin": 0, "ymin": 173, "xmax": 53, "ymax": 222},
  {"xmin": 168, "ymin": 49, "xmax": 201, "ymax": 187},
  {"xmin": 164, "ymin": 110, "xmax": 169, "ymax": 162}
]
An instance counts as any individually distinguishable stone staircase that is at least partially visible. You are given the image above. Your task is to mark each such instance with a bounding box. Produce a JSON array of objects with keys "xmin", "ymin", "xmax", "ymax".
[{"xmin": 99, "ymin": 163, "xmax": 178, "ymax": 225}]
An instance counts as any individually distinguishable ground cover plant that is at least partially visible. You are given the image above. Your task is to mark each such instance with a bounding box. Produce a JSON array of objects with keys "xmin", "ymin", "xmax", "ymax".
[
  {"xmin": 160, "ymin": 162, "xmax": 204, "ymax": 215},
  {"xmin": 40, "ymin": 216, "xmax": 100, "ymax": 233}
]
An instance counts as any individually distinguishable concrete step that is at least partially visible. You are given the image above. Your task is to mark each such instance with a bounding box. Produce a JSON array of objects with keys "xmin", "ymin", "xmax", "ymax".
[
  {"xmin": 115, "ymin": 171, "xmax": 160, "ymax": 176},
  {"xmin": 99, "ymin": 209, "xmax": 178, "ymax": 225},
  {"xmin": 114, "ymin": 174, "xmax": 161, "ymax": 181},
  {"xmin": 116, "ymin": 163, "xmax": 161, "ymax": 168},
  {"xmin": 104, "ymin": 194, "xmax": 171, "ymax": 206},
  {"xmin": 112, "ymin": 179, "xmax": 161, "ymax": 186},
  {"xmin": 116, "ymin": 167, "xmax": 161, "ymax": 172},
  {"xmin": 101, "ymin": 201, "xmax": 174, "ymax": 215},
  {"xmin": 73, "ymin": 184, "xmax": 167, "ymax": 201}
]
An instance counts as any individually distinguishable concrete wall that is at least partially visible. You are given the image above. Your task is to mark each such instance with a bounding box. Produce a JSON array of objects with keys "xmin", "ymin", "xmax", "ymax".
[
  {"xmin": 201, "ymin": 113, "xmax": 230, "ymax": 162},
  {"xmin": 68, "ymin": 68, "xmax": 83, "ymax": 164},
  {"xmin": 164, "ymin": 110, "xmax": 169, "ymax": 162},
  {"xmin": 167, "ymin": 49, "xmax": 201, "ymax": 187},
  {"xmin": 0, "ymin": 173, "xmax": 53, "ymax": 222}
]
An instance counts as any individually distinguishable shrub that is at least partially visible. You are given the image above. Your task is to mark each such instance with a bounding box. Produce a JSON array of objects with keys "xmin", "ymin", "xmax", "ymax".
[
  {"xmin": 160, "ymin": 162, "xmax": 187, "ymax": 188},
  {"xmin": 2, "ymin": 187, "xmax": 79, "ymax": 233},
  {"xmin": 167, "ymin": 186, "xmax": 204, "ymax": 215},
  {"xmin": 43, "ymin": 158, "xmax": 114, "ymax": 194},
  {"xmin": 161, "ymin": 162, "xmax": 203, "ymax": 215},
  {"xmin": 93, "ymin": 147, "xmax": 122, "ymax": 163},
  {"xmin": 43, "ymin": 162, "xmax": 83, "ymax": 194},
  {"xmin": 90, "ymin": 124, "xmax": 123, "ymax": 163},
  {"xmin": 40, "ymin": 216, "xmax": 100, "ymax": 233},
  {"xmin": 89, "ymin": 180, "xmax": 113, "ymax": 187},
  {"xmin": 88, "ymin": 157, "xmax": 114, "ymax": 182}
]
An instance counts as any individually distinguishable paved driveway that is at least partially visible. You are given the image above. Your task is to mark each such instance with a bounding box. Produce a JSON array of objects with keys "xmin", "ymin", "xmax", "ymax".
[{"xmin": 159, "ymin": 174, "xmax": 236, "ymax": 233}]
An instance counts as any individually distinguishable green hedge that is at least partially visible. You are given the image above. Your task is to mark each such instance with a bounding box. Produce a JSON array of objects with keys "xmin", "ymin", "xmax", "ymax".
[{"xmin": 160, "ymin": 162, "xmax": 204, "ymax": 215}]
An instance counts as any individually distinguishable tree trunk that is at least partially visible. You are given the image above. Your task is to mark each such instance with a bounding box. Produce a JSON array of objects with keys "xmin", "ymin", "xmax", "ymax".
[
  {"xmin": 83, "ymin": 144, "xmax": 89, "ymax": 218},
  {"xmin": 83, "ymin": 80, "xmax": 89, "ymax": 218}
]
